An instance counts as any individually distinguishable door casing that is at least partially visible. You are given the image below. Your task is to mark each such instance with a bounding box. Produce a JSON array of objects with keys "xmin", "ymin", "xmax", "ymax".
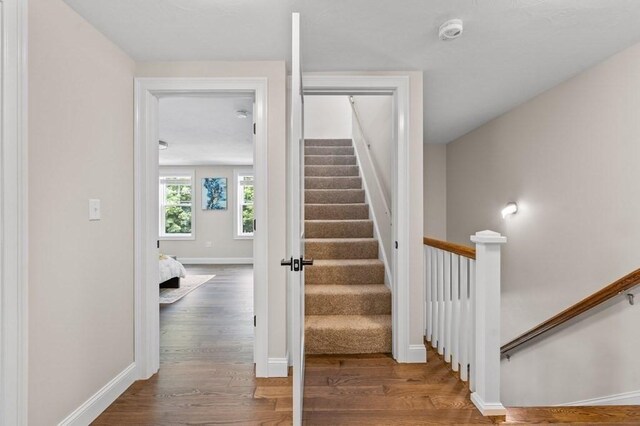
[{"xmin": 134, "ymin": 77, "xmax": 270, "ymax": 378}]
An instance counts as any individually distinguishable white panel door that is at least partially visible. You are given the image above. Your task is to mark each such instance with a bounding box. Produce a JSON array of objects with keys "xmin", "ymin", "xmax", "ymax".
[{"xmin": 285, "ymin": 11, "xmax": 310, "ymax": 426}]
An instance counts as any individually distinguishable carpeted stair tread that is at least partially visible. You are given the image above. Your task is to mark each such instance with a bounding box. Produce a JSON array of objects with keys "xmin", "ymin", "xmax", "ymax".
[
  {"xmin": 305, "ymin": 238, "xmax": 378, "ymax": 259},
  {"xmin": 305, "ymin": 176, "xmax": 362, "ymax": 190},
  {"xmin": 305, "ymin": 259, "xmax": 385, "ymax": 284},
  {"xmin": 305, "ymin": 165, "xmax": 359, "ymax": 177},
  {"xmin": 305, "ymin": 139, "xmax": 352, "ymax": 147},
  {"xmin": 305, "ymin": 155, "xmax": 357, "ymax": 165},
  {"xmin": 305, "ymin": 315, "xmax": 392, "ymax": 354},
  {"xmin": 305, "ymin": 203, "xmax": 369, "ymax": 220},
  {"xmin": 305, "ymin": 189, "xmax": 365, "ymax": 204},
  {"xmin": 305, "ymin": 146, "xmax": 354, "ymax": 156},
  {"xmin": 305, "ymin": 220, "xmax": 373, "ymax": 238},
  {"xmin": 306, "ymin": 284, "xmax": 391, "ymax": 315}
]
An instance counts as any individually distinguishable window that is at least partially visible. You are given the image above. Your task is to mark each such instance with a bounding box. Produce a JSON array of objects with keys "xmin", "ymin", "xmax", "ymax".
[
  {"xmin": 235, "ymin": 170, "xmax": 254, "ymax": 238},
  {"xmin": 159, "ymin": 171, "xmax": 195, "ymax": 239}
]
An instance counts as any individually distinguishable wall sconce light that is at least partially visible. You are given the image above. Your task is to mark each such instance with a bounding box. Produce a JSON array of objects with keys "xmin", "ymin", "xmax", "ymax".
[{"xmin": 501, "ymin": 202, "xmax": 518, "ymax": 218}]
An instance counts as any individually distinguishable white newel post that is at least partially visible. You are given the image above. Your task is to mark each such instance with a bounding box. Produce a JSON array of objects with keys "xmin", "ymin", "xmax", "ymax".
[{"xmin": 470, "ymin": 230, "xmax": 507, "ymax": 416}]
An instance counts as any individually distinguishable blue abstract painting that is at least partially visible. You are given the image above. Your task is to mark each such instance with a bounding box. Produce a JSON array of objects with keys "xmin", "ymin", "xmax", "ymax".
[{"xmin": 202, "ymin": 178, "xmax": 227, "ymax": 210}]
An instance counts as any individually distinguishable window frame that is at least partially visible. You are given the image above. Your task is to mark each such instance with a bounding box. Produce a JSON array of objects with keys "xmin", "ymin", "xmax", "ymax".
[
  {"xmin": 159, "ymin": 168, "xmax": 196, "ymax": 241},
  {"xmin": 234, "ymin": 168, "xmax": 255, "ymax": 239}
]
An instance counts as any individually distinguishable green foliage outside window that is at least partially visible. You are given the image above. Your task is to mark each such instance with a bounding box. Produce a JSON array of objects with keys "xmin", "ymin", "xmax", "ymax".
[
  {"xmin": 241, "ymin": 182, "xmax": 254, "ymax": 234},
  {"xmin": 164, "ymin": 184, "xmax": 192, "ymax": 234}
]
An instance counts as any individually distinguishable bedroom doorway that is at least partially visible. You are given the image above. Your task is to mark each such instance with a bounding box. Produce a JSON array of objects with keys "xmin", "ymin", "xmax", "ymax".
[
  {"xmin": 134, "ymin": 78, "xmax": 269, "ymax": 380},
  {"xmin": 157, "ymin": 94, "xmax": 256, "ymax": 367}
]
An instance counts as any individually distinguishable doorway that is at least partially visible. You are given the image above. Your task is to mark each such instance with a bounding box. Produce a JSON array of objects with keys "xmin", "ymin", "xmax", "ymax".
[{"xmin": 134, "ymin": 78, "xmax": 269, "ymax": 379}]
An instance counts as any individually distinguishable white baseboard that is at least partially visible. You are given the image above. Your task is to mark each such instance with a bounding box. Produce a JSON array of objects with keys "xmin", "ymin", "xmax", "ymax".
[
  {"xmin": 58, "ymin": 363, "xmax": 136, "ymax": 426},
  {"xmin": 557, "ymin": 389, "xmax": 640, "ymax": 406},
  {"xmin": 471, "ymin": 392, "xmax": 507, "ymax": 416},
  {"xmin": 178, "ymin": 257, "xmax": 253, "ymax": 265},
  {"xmin": 268, "ymin": 356, "xmax": 289, "ymax": 377},
  {"xmin": 404, "ymin": 344, "xmax": 427, "ymax": 363}
]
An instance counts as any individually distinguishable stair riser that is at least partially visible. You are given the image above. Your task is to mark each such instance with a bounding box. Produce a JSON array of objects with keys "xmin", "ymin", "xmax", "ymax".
[
  {"xmin": 305, "ymin": 166, "xmax": 359, "ymax": 177},
  {"xmin": 305, "ymin": 264, "xmax": 385, "ymax": 284},
  {"xmin": 305, "ymin": 204, "xmax": 369, "ymax": 220},
  {"xmin": 306, "ymin": 291, "xmax": 391, "ymax": 315},
  {"xmin": 305, "ymin": 221, "xmax": 373, "ymax": 238},
  {"xmin": 305, "ymin": 177, "xmax": 362, "ymax": 190},
  {"xmin": 305, "ymin": 190, "xmax": 365, "ymax": 204},
  {"xmin": 305, "ymin": 139, "xmax": 352, "ymax": 147},
  {"xmin": 305, "ymin": 155, "xmax": 357, "ymax": 165},
  {"xmin": 305, "ymin": 326, "xmax": 391, "ymax": 355},
  {"xmin": 305, "ymin": 147, "xmax": 354, "ymax": 156},
  {"xmin": 305, "ymin": 240, "xmax": 378, "ymax": 259}
]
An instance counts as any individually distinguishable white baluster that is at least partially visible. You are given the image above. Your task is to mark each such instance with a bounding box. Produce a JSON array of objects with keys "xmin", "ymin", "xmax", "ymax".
[
  {"xmin": 459, "ymin": 257, "xmax": 469, "ymax": 382},
  {"xmin": 469, "ymin": 230, "xmax": 507, "ymax": 416},
  {"xmin": 425, "ymin": 246, "xmax": 432, "ymax": 342},
  {"xmin": 431, "ymin": 248, "xmax": 438, "ymax": 349},
  {"xmin": 469, "ymin": 259, "xmax": 476, "ymax": 393},
  {"xmin": 437, "ymin": 249, "xmax": 445, "ymax": 355},
  {"xmin": 451, "ymin": 254, "xmax": 460, "ymax": 372},
  {"xmin": 444, "ymin": 252, "xmax": 452, "ymax": 363}
]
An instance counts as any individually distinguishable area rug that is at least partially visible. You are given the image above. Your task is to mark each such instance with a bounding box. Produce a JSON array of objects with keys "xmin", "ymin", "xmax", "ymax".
[{"xmin": 159, "ymin": 275, "xmax": 215, "ymax": 304}]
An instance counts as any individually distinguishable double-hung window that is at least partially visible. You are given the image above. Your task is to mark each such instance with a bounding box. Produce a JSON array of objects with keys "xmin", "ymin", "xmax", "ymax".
[
  {"xmin": 235, "ymin": 170, "xmax": 254, "ymax": 239},
  {"xmin": 159, "ymin": 171, "xmax": 195, "ymax": 240}
]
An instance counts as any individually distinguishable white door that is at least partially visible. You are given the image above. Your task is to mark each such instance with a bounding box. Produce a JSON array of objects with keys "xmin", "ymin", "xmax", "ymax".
[{"xmin": 284, "ymin": 12, "xmax": 311, "ymax": 426}]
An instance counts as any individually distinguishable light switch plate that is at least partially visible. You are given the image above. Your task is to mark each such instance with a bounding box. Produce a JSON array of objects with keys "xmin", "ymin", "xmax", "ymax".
[{"xmin": 89, "ymin": 199, "xmax": 101, "ymax": 221}]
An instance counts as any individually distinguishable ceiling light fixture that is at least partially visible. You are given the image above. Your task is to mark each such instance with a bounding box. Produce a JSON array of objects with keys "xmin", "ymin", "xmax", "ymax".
[
  {"xmin": 501, "ymin": 202, "xmax": 518, "ymax": 219},
  {"xmin": 236, "ymin": 110, "xmax": 249, "ymax": 119},
  {"xmin": 439, "ymin": 19, "xmax": 464, "ymax": 41},
  {"xmin": 159, "ymin": 140, "xmax": 169, "ymax": 150}
]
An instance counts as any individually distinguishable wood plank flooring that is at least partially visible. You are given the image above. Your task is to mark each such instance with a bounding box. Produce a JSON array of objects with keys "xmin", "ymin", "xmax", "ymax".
[{"xmin": 94, "ymin": 264, "xmax": 640, "ymax": 425}]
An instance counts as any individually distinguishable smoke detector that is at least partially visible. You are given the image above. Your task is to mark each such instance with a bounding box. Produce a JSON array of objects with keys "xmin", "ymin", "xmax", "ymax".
[{"xmin": 439, "ymin": 19, "xmax": 464, "ymax": 41}]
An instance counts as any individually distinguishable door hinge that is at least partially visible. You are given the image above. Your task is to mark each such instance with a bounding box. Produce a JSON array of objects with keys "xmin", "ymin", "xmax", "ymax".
[
  {"xmin": 253, "ymin": 219, "xmax": 256, "ymax": 231},
  {"xmin": 254, "ymin": 315, "xmax": 256, "ymax": 327},
  {"xmin": 157, "ymin": 240, "xmax": 160, "ymax": 249},
  {"xmin": 253, "ymin": 123, "xmax": 256, "ymax": 134},
  {"xmin": 395, "ymin": 241, "xmax": 398, "ymax": 249}
]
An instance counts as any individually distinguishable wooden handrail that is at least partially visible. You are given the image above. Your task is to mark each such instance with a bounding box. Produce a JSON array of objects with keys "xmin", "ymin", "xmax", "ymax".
[
  {"xmin": 424, "ymin": 237, "xmax": 476, "ymax": 260},
  {"xmin": 501, "ymin": 267, "xmax": 640, "ymax": 356}
]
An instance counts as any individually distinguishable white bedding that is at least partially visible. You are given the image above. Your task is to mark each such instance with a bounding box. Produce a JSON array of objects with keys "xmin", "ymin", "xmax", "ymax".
[{"xmin": 159, "ymin": 255, "xmax": 187, "ymax": 284}]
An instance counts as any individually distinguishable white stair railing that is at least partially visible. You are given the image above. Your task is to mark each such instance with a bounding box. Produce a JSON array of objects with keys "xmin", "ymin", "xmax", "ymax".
[{"xmin": 424, "ymin": 230, "xmax": 506, "ymax": 416}]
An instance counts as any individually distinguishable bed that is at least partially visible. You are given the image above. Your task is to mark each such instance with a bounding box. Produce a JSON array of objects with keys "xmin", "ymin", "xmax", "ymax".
[{"xmin": 159, "ymin": 254, "xmax": 186, "ymax": 288}]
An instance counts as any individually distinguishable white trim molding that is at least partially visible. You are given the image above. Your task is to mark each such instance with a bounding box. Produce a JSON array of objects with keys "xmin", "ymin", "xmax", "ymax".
[
  {"xmin": 406, "ymin": 344, "xmax": 427, "ymax": 363},
  {"xmin": 470, "ymin": 393, "xmax": 507, "ymax": 417},
  {"xmin": 302, "ymin": 74, "xmax": 415, "ymax": 363},
  {"xmin": 134, "ymin": 77, "xmax": 270, "ymax": 381},
  {"xmin": 1, "ymin": 0, "xmax": 29, "ymax": 425},
  {"xmin": 57, "ymin": 363, "xmax": 137, "ymax": 426},
  {"xmin": 177, "ymin": 257, "xmax": 254, "ymax": 265},
  {"xmin": 557, "ymin": 389, "xmax": 640, "ymax": 407},
  {"xmin": 267, "ymin": 356, "xmax": 289, "ymax": 378}
]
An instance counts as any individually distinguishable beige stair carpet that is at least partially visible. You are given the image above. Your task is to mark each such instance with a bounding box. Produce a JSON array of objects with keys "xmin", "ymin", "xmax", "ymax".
[{"xmin": 304, "ymin": 138, "xmax": 391, "ymax": 355}]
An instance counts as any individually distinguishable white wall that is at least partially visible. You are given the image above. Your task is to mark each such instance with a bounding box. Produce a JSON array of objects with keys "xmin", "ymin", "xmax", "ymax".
[
  {"xmin": 304, "ymin": 96, "xmax": 351, "ymax": 139},
  {"xmin": 423, "ymin": 144, "xmax": 447, "ymax": 240},
  {"xmin": 160, "ymin": 165, "xmax": 253, "ymax": 261},
  {"xmin": 351, "ymin": 96, "xmax": 393, "ymax": 205},
  {"xmin": 447, "ymin": 41, "xmax": 640, "ymax": 405},
  {"xmin": 28, "ymin": 0, "xmax": 135, "ymax": 424},
  {"xmin": 136, "ymin": 61, "xmax": 287, "ymax": 361}
]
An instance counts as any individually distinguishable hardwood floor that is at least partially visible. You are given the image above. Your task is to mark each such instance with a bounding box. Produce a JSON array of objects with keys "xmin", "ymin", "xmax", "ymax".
[
  {"xmin": 94, "ymin": 265, "xmax": 640, "ymax": 425},
  {"xmin": 94, "ymin": 264, "xmax": 292, "ymax": 425}
]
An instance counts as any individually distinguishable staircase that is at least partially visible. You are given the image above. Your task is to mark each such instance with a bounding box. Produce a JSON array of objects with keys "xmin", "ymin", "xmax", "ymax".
[{"xmin": 303, "ymin": 139, "xmax": 392, "ymax": 354}]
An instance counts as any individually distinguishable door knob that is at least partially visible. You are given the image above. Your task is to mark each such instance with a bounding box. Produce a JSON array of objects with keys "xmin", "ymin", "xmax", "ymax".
[
  {"xmin": 280, "ymin": 257, "xmax": 294, "ymax": 271},
  {"xmin": 300, "ymin": 257, "xmax": 314, "ymax": 271}
]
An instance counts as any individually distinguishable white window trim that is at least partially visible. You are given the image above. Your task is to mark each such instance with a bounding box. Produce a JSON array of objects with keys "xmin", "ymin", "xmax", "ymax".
[
  {"xmin": 159, "ymin": 168, "xmax": 196, "ymax": 241},
  {"xmin": 234, "ymin": 168, "xmax": 255, "ymax": 240}
]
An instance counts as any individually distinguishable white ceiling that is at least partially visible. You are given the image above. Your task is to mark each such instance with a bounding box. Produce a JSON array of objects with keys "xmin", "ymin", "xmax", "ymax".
[
  {"xmin": 159, "ymin": 95, "xmax": 254, "ymax": 166},
  {"xmin": 64, "ymin": 0, "xmax": 640, "ymax": 144}
]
